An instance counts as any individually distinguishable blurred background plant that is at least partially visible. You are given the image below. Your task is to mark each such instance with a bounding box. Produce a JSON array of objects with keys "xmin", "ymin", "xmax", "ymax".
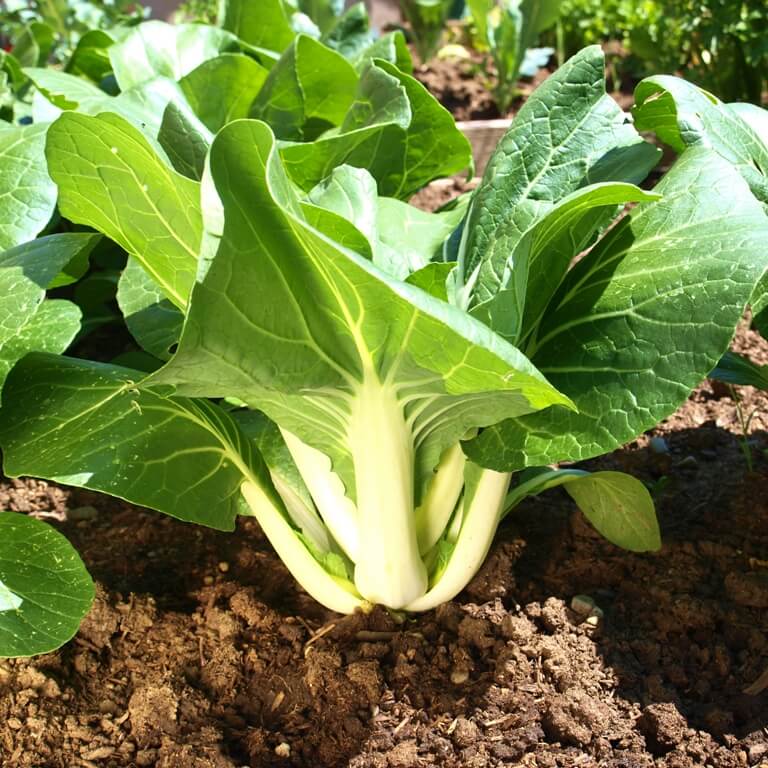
[
  {"xmin": 0, "ymin": 1, "xmax": 148, "ymax": 65},
  {"xmin": 553, "ymin": 0, "xmax": 767, "ymax": 103}
]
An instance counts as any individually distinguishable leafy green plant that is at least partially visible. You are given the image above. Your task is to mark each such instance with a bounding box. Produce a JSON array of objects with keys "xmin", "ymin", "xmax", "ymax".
[
  {"xmin": 399, "ymin": 0, "xmax": 454, "ymax": 62},
  {"xmin": 2, "ymin": 47, "xmax": 767, "ymax": 657},
  {"xmin": 555, "ymin": 0, "xmax": 768, "ymax": 104},
  {"xmin": 468, "ymin": 0, "xmax": 560, "ymax": 112}
]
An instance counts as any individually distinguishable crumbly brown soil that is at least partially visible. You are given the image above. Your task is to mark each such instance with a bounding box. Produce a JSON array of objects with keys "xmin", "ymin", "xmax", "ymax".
[
  {"xmin": 2, "ymin": 321, "xmax": 767, "ymax": 767},
  {"xmin": 415, "ymin": 55, "xmax": 553, "ymax": 121}
]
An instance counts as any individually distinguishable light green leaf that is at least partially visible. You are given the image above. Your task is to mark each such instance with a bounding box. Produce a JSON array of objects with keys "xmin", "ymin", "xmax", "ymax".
[
  {"xmin": 219, "ymin": 0, "xmax": 296, "ymax": 53},
  {"xmin": 299, "ymin": 0, "xmax": 344, "ymax": 33},
  {"xmin": 470, "ymin": 182, "xmax": 660, "ymax": 343},
  {"xmin": 117, "ymin": 259, "xmax": 183, "ymax": 361},
  {"xmin": 46, "ymin": 112, "xmax": 201, "ymax": 309},
  {"xmin": 148, "ymin": 120, "xmax": 571, "ymax": 505},
  {"xmin": 504, "ymin": 467, "xmax": 660, "ymax": 551},
  {"xmin": 158, "ymin": 100, "xmax": 212, "ymax": 180},
  {"xmin": 0, "ymin": 123, "xmax": 57, "ymax": 251},
  {"xmin": 376, "ymin": 196, "xmax": 468, "ymax": 279},
  {"xmin": 66, "ymin": 28, "xmax": 115, "ymax": 81},
  {"xmin": 0, "ymin": 234, "xmax": 91, "ymax": 390},
  {"xmin": 465, "ymin": 147, "xmax": 768, "ymax": 470},
  {"xmin": 281, "ymin": 59, "xmax": 471, "ymax": 199},
  {"xmin": 251, "ymin": 35, "xmax": 358, "ymax": 141},
  {"xmin": 564, "ymin": 471, "xmax": 660, "ymax": 552},
  {"xmin": 0, "ymin": 512, "xmax": 94, "ymax": 658},
  {"xmin": 0, "ymin": 354, "xmax": 277, "ymax": 532},
  {"xmin": 180, "ymin": 53, "xmax": 268, "ymax": 132},
  {"xmin": 108, "ymin": 21, "xmax": 240, "ymax": 91},
  {"xmin": 461, "ymin": 45, "xmax": 660, "ymax": 302},
  {"xmin": 633, "ymin": 76, "xmax": 768, "ymax": 204},
  {"xmin": 405, "ymin": 262, "xmax": 454, "ymax": 301}
]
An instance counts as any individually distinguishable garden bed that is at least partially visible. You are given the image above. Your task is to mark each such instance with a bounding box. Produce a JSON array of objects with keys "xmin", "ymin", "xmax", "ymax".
[{"xmin": 1, "ymin": 323, "xmax": 766, "ymax": 768}]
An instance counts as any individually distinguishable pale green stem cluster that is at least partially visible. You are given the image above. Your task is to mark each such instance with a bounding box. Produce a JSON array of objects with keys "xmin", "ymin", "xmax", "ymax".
[{"xmin": 240, "ymin": 369, "xmax": 512, "ymax": 613}]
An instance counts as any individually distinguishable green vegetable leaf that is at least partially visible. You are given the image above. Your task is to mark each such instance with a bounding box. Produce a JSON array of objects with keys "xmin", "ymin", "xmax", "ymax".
[
  {"xmin": 46, "ymin": 112, "xmax": 201, "ymax": 309},
  {"xmin": 220, "ymin": 0, "xmax": 296, "ymax": 53},
  {"xmin": 470, "ymin": 182, "xmax": 660, "ymax": 343},
  {"xmin": 465, "ymin": 147, "xmax": 768, "ymax": 470},
  {"xmin": 251, "ymin": 35, "xmax": 358, "ymax": 140},
  {"xmin": 504, "ymin": 467, "xmax": 660, "ymax": 551},
  {"xmin": 0, "ymin": 512, "xmax": 94, "ymax": 658},
  {"xmin": 563, "ymin": 471, "xmax": 660, "ymax": 552},
  {"xmin": 180, "ymin": 53, "xmax": 268, "ymax": 132},
  {"xmin": 461, "ymin": 45, "xmax": 660, "ymax": 303},
  {"xmin": 633, "ymin": 76, "xmax": 768, "ymax": 204},
  {"xmin": 710, "ymin": 350, "xmax": 768, "ymax": 391},
  {"xmin": 0, "ymin": 123, "xmax": 57, "ymax": 251},
  {"xmin": 0, "ymin": 234, "xmax": 91, "ymax": 389},
  {"xmin": 108, "ymin": 21, "xmax": 240, "ymax": 91},
  {"xmin": 117, "ymin": 259, "xmax": 183, "ymax": 361},
  {"xmin": 149, "ymin": 120, "xmax": 571, "ymax": 505},
  {"xmin": 281, "ymin": 59, "xmax": 471, "ymax": 198},
  {"xmin": 0, "ymin": 354, "xmax": 275, "ymax": 532}
]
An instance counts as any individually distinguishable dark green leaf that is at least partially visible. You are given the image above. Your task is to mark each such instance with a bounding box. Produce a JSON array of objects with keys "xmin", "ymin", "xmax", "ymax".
[{"xmin": 0, "ymin": 513, "xmax": 94, "ymax": 658}]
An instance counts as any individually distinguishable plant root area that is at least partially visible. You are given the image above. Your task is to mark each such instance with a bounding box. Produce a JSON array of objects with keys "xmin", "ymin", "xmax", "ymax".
[{"xmin": 1, "ymin": 324, "xmax": 767, "ymax": 768}]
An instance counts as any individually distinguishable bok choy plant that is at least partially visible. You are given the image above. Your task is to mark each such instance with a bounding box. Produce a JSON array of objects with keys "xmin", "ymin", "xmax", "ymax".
[{"xmin": 2, "ymin": 47, "xmax": 768, "ymax": 653}]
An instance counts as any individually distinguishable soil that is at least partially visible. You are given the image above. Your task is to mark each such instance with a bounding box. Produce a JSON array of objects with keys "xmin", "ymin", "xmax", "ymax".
[{"xmin": 1, "ymin": 322, "xmax": 767, "ymax": 767}]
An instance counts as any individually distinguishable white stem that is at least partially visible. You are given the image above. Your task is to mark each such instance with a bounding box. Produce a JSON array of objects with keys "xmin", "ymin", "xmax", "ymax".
[
  {"xmin": 405, "ymin": 468, "xmax": 510, "ymax": 612},
  {"xmin": 270, "ymin": 473, "xmax": 331, "ymax": 554},
  {"xmin": 349, "ymin": 371, "xmax": 427, "ymax": 608},
  {"xmin": 280, "ymin": 428, "xmax": 360, "ymax": 562},
  {"xmin": 414, "ymin": 443, "xmax": 466, "ymax": 554},
  {"xmin": 241, "ymin": 481, "xmax": 365, "ymax": 614}
]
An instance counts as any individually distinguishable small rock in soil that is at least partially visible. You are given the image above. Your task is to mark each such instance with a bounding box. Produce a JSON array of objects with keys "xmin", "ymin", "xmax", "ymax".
[
  {"xmin": 638, "ymin": 702, "xmax": 688, "ymax": 754},
  {"xmin": 724, "ymin": 571, "xmax": 768, "ymax": 608}
]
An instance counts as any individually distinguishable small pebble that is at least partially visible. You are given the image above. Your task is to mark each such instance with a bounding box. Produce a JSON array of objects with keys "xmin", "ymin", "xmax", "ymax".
[
  {"xmin": 274, "ymin": 742, "xmax": 291, "ymax": 758},
  {"xmin": 203, "ymin": 575, "xmax": 214, "ymax": 586},
  {"xmin": 218, "ymin": 561, "xmax": 230, "ymax": 573},
  {"xmin": 571, "ymin": 594, "xmax": 596, "ymax": 616},
  {"xmin": 450, "ymin": 668, "xmax": 469, "ymax": 684},
  {"xmin": 585, "ymin": 615, "xmax": 600, "ymax": 627},
  {"xmin": 67, "ymin": 505, "xmax": 99, "ymax": 521},
  {"xmin": 649, "ymin": 436, "xmax": 670, "ymax": 454},
  {"xmin": 676, "ymin": 455, "xmax": 698, "ymax": 469}
]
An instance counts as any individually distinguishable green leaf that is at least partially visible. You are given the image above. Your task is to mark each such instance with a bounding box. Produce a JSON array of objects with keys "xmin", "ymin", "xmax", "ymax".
[
  {"xmin": 0, "ymin": 354, "xmax": 276, "ymax": 532},
  {"xmin": 461, "ymin": 46, "xmax": 660, "ymax": 300},
  {"xmin": 504, "ymin": 466, "xmax": 660, "ymax": 551},
  {"xmin": 0, "ymin": 512, "xmax": 94, "ymax": 658},
  {"xmin": 470, "ymin": 182, "xmax": 660, "ymax": 343},
  {"xmin": 25, "ymin": 67, "xmax": 191, "ymax": 141},
  {"xmin": 465, "ymin": 147, "xmax": 768, "ymax": 470},
  {"xmin": 251, "ymin": 35, "xmax": 358, "ymax": 140},
  {"xmin": 350, "ymin": 30, "xmax": 412, "ymax": 74},
  {"xmin": 107, "ymin": 21, "xmax": 240, "ymax": 90},
  {"xmin": 0, "ymin": 123, "xmax": 57, "ymax": 251},
  {"xmin": 12, "ymin": 22, "xmax": 55, "ymax": 67},
  {"xmin": 633, "ymin": 76, "xmax": 768, "ymax": 204},
  {"xmin": 147, "ymin": 120, "xmax": 570, "ymax": 505},
  {"xmin": 158, "ymin": 100, "xmax": 212, "ymax": 180},
  {"xmin": 710, "ymin": 350, "xmax": 768, "ymax": 391},
  {"xmin": 117, "ymin": 259, "xmax": 183, "ymax": 361},
  {"xmin": 375, "ymin": 196, "xmax": 468, "ymax": 279},
  {"xmin": 66, "ymin": 29, "xmax": 115, "ymax": 81},
  {"xmin": 219, "ymin": 0, "xmax": 296, "ymax": 53},
  {"xmin": 180, "ymin": 53, "xmax": 268, "ymax": 132},
  {"xmin": 563, "ymin": 471, "xmax": 660, "ymax": 552},
  {"xmin": 299, "ymin": 0, "xmax": 344, "ymax": 33},
  {"xmin": 405, "ymin": 262, "xmax": 454, "ymax": 301},
  {"xmin": 281, "ymin": 59, "xmax": 471, "ymax": 198},
  {"xmin": 46, "ymin": 112, "xmax": 201, "ymax": 309},
  {"xmin": 0, "ymin": 234, "xmax": 90, "ymax": 389}
]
